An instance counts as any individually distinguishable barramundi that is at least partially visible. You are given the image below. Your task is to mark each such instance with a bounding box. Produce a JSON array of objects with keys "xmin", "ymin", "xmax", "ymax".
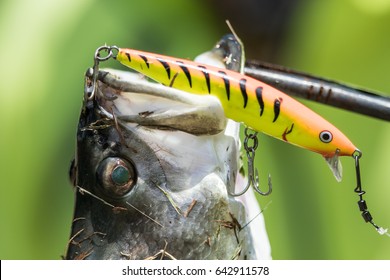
[{"xmin": 66, "ymin": 35, "xmax": 271, "ymax": 260}]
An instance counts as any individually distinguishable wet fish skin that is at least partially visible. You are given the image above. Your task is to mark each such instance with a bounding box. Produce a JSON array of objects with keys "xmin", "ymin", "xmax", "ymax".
[{"xmin": 67, "ymin": 91, "xmax": 254, "ymax": 259}]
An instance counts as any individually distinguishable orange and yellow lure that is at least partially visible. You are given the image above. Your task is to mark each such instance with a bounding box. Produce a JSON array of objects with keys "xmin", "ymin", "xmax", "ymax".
[{"xmin": 116, "ymin": 48, "xmax": 358, "ymax": 163}]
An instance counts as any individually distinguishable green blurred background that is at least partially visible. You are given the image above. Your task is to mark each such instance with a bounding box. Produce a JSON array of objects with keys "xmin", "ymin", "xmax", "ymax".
[{"xmin": 1, "ymin": 0, "xmax": 390, "ymax": 259}]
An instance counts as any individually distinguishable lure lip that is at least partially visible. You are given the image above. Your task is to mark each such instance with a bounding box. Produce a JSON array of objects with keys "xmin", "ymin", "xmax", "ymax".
[{"xmin": 323, "ymin": 149, "xmax": 342, "ymax": 181}]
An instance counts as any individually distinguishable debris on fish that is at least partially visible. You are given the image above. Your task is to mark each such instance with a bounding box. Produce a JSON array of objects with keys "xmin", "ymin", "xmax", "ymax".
[{"xmin": 66, "ymin": 35, "xmax": 271, "ymax": 260}]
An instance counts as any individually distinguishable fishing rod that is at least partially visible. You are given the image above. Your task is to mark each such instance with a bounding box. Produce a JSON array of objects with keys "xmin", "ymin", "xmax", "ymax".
[{"xmin": 245, "ymin": 60, "xmax": 390, "ymax": 121}]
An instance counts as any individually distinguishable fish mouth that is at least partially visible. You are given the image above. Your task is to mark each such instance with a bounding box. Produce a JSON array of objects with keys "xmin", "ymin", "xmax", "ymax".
[{"xmin": 95, "ymin": 69, "xmax": 228, "ymax": 136}]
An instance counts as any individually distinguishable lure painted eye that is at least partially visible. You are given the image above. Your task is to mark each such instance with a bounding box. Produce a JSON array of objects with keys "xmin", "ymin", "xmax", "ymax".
[
  {"xmin": 319, "ymin": 130, "xmax": 333, "ymax": 143},
  {"xmin": 97, "ymin": 157, "xmax": 136, "ymax": 197}
]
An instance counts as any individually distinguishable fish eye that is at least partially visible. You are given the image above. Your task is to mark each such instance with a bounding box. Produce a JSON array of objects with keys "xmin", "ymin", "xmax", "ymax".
[
  {"xmin": 97, "ymin": 157, "xmax": 136, "ymax": 197},
  {"xmin": 319, "ymin": 130, "xmax": 333, "ymax": 143}
]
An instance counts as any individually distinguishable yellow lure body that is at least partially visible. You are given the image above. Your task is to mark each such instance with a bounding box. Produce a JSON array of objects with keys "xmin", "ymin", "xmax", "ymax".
[{"xmin": 116, "ymin": 48, "xmax": 357, "ymax": 158}]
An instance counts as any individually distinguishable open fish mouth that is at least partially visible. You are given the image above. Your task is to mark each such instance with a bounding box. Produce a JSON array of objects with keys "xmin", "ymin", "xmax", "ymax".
[{"xmin": 66, "ymin": 35, "xmax": 271, "ymax": 260}]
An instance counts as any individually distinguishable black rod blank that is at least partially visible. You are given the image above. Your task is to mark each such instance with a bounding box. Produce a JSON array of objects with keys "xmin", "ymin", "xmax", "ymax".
[{"xmin": 245, "ymin": 60, "xmax": 390, "ymax": 121}]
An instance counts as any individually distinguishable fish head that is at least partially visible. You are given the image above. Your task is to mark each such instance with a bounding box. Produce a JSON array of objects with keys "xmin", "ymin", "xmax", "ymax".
[{"xmin": 66, "ymin": 69, "xmax": 264, "ymax": 260}]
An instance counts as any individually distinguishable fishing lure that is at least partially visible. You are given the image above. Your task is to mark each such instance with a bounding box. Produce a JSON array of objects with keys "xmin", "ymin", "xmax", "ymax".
[
  {"xmin": 85, "ymin": 44, "xmax": 387, "ymax": 235},
  {"xmin": 115, "ymin": 48, "xmax": 355, "ymax": 165}
]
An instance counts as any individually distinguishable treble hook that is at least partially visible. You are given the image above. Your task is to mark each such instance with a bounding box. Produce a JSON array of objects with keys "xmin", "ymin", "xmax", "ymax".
[
  {"xmin": 353, "ymin": 150, "xmax": 388, "ymax": 235},
  {"xmin": 229, "ymin": 127, "xmax": 272, "ymax": 197},
  {"xmin": 84, "ymin": 45, "xmax": 119, "ymax": 100}
]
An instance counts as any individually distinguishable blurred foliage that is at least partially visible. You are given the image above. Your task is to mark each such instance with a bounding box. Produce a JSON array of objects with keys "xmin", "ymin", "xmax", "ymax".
[{"xmin": 0, "ymin": 0, "xmax": 389, "ymax": 259}]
